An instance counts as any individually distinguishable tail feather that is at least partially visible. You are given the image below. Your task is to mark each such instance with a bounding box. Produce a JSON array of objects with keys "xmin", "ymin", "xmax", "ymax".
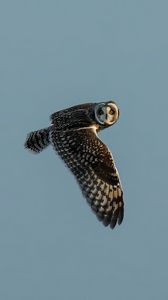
[{"xmin": 25, "ymin": 127, "xmax": 50, "ymax": 153}]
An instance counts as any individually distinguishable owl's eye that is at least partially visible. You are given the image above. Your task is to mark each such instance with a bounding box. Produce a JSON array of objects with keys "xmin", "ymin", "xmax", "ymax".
[{"xmin": 109, "ymin": 108, "xmax": 115, "ymax": 115}]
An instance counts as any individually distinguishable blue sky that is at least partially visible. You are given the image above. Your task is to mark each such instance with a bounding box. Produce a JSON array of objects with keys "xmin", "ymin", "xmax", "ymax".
[{"xmin": 1, "ymin": 1, "xmax": 168, "ymax": 299}]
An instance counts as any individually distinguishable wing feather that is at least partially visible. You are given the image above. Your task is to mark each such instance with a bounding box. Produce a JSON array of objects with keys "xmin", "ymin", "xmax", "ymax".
[{"xmin": 50, "ymin": 127, "xmax": 124, "ymax": 229}]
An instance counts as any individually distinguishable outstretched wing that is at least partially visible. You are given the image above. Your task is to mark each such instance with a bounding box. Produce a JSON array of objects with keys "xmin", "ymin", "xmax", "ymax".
[{"xmin": 50, "ymin": 127, "xmax": 124, "ymax": 229}]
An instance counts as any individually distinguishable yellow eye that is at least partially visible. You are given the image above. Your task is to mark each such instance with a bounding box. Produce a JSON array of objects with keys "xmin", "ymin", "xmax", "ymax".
[{"xmin": 109, "ymin": 108, "xmax": 115, "ymax": 115}]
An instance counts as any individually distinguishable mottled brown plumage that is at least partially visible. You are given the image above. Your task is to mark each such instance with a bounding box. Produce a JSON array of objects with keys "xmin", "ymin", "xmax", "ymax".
[{"xmin": 25, "ymin": 101, "xmax": 124, "ymax": 229}]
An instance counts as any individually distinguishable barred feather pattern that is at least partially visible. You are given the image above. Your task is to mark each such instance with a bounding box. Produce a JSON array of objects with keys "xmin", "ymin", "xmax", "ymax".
[
  {"xmin": 25, "ymin": 127, "xmax": 50, "ymax": 153},
  {"xmin": 50, "ymin": 103, "xmax": 97, "ymax": 131},
  {"xmin": 50, "ymin": 127, "xmax": 124, "ymax": 228}
]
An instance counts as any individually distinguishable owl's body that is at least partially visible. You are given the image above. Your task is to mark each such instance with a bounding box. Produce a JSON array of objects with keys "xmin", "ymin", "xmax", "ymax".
[{"xmin": 25, "ymin": 101, "xmax": 124, "ymax": 229}]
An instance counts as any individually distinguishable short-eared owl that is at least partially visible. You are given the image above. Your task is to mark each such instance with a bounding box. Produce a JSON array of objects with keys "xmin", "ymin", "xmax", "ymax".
[{"xmin": 25, "ymin": 101, "xmax": 124, "ymax": 229}]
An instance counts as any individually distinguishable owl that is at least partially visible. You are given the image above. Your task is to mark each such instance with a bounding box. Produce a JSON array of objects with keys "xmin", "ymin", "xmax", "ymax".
[{"xmin": 25, "ymin": 101, "xmax": 124, "ymax": 229}]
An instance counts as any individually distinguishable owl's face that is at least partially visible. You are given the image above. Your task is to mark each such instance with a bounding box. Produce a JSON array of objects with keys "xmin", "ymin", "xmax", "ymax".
[{"xmin": 94, "ymin": 101, "xmax": 119, "ymax": 127}]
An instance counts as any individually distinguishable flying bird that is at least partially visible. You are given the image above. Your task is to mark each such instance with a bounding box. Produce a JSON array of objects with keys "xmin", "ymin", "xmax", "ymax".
[{"xmin": 25, "ymin": 101, "xmax": 124, "ymax": 229}]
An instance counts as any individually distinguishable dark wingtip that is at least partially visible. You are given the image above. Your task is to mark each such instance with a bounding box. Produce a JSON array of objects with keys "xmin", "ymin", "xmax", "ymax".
[
  {"xmin": 118, "ymin": 208, "xmax": 124, "ymax": 225},
  {"xmin": 103, "ymin": 216, "xmax": 111, "ymax": 227},
  {"xmin": 110, "ymin": 205, "xmax": 124, "ymax": 229},
  {"xmin": 110, "ymin": 215, "xmax": 118, "ymax": 229}
]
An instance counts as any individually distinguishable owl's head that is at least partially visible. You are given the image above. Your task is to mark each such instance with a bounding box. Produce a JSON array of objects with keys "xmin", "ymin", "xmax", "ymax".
[{"xmin": 94, "ymin": 101, "xmax": 120, "ymax": 127}]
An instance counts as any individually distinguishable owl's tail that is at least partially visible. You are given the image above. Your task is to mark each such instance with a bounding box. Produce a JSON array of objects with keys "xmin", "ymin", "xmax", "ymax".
[{"xmin": 24, "ymin": 127, "xmax": 51, "ymax": 153}]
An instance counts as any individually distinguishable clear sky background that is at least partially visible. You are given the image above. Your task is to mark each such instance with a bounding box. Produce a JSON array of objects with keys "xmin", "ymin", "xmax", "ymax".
[{"xmin": 1, "ymin": 0, "xmax": 168, "ymax": 299}]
